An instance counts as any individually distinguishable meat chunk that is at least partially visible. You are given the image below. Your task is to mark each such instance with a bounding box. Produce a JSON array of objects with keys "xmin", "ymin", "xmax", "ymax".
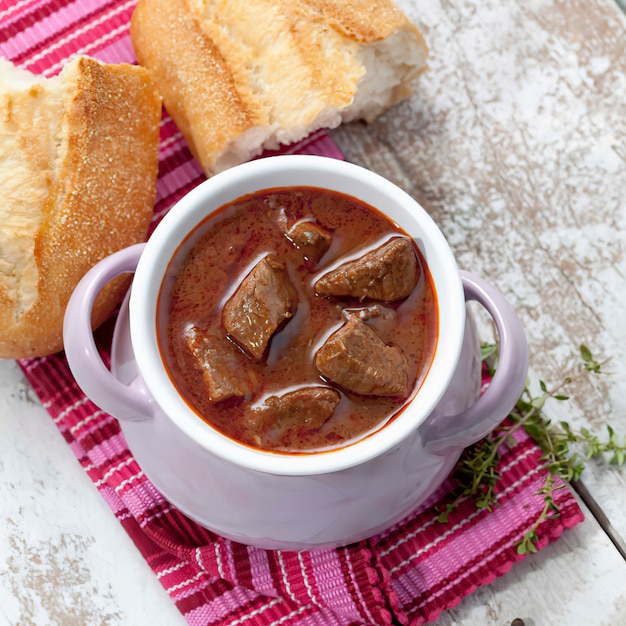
[
  {"xmin": 184, "ymin": 325, "xmax": 253, "ymax": 402},
  {"xmin": 315, "ymin": 317, "xmax": 409, "ymax": 396},
  {"xmin": 285, "ymin": 220, "xmax": 332, "ymax": 265},
  {"xmin": 315, "ymin": 237, "xmax": 419, "ymax": 302},
  {"xmin": 246, "ymin": 386, "xmax": 341, "ymax": 433},
  {"xmin": 222, "ymin": 255, "xmax": 298, "ymax": 361}
]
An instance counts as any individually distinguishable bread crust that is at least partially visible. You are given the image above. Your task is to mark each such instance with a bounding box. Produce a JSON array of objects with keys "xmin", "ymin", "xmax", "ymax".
[
  {"xmin": 294, "ymin": 0, "xmax": 414, "ymax": 42},
  {"xmin": 130, "ymin": 0, "xmax": 427, "ymax": 174},
  {"xmin": 0, "ymin": 57, "xmax": 161, "ymax": 358},
  {"xmin": 131, "ymin": 0, "xmax": 256, "ymax": 173}
]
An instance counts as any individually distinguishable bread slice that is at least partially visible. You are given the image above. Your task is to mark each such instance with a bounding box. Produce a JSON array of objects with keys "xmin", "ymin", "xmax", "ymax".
[
  {"xmin": 0, "ymin": 56, "xmax": 161, "ymax": 358},
  {"xmin": 130, "ymin": 0, "xmax": 428, "ymax": 175}
]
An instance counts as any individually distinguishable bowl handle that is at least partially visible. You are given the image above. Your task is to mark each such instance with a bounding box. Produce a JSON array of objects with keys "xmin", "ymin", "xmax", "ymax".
[
  {"xmin": 63, "ymin": 243, "xmax": 154, "ymax": 422},
  {"xmin": 423, "ymin": 271, "xmax": 528, "ymax": 454}
]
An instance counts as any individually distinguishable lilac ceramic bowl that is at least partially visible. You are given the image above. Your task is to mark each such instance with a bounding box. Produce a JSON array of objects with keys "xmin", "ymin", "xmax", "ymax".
[{"xmin": 63, "ymin": 155, "xmax": 528, "ymax": 549}]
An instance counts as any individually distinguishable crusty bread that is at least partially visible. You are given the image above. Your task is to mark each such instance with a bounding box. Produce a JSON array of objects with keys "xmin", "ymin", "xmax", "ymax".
[
  {"xmin": 0, "ymin": 56, "xmax": 161, "ymax": 359},
  {"xmin": 130, "ymin": 0, "xmax": 428, "ymax": 175}
]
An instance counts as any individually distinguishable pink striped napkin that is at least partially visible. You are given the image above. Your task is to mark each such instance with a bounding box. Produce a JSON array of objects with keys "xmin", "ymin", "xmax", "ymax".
[{"xmin": 3, "ymin": 1, "xmax": 584, "ymax": 624}]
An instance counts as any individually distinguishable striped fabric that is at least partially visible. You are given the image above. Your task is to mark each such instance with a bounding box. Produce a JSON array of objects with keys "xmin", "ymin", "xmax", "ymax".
[{"xmin": 3, "ymin": 1, "xmax": 584, "ymax": 624}]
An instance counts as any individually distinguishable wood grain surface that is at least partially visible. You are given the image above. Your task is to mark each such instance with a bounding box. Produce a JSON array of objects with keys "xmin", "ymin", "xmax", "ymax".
[
  {"xmin": 333, "ymin": 0, "xmax": 626, "ymax": 526},
  {"xmin": 333, "ymin": 1, "xmax": 626, "ymax": 622}
]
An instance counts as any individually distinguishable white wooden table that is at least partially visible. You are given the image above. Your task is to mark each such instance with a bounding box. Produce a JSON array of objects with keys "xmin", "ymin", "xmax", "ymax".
[{"xmin": 1, "ymin": 0, "xmax": 625, "ymax": 624}]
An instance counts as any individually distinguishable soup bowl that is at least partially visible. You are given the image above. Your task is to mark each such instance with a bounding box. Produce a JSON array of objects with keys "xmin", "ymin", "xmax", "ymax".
[{"xmin": 63, "ymin": 155, "xmax": 528, "ymax": 550}]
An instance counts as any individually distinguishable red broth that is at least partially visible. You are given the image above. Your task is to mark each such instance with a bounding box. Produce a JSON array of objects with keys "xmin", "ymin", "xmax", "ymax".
[{"xmin": 160, "ymin": 187, "xmax": 438, "ymax": 454}]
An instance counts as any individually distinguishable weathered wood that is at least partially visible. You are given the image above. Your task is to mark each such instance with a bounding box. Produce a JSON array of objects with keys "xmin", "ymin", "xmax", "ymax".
[
  {"xmin": 333, "ymin": 1, "xmax": 626, "ymax": 621},
  {"xmin": 0, "ymin": 359, "xmax": 187, "ymax": 626},
  {"xmin": 333, "ymin": 0, "xmax": 626, "ymax": 537}
]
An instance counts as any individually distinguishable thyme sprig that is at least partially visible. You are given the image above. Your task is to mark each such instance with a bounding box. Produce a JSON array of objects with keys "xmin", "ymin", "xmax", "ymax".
[{"xmin": 437, "ymin": 345, "xmax": 626, "ymax": 554}]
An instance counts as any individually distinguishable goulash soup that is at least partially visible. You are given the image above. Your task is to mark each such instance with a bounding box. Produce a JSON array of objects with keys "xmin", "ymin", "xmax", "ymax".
[{"xmin": 160, "ymin": 187, "xmax": 438, "ymax": 453}]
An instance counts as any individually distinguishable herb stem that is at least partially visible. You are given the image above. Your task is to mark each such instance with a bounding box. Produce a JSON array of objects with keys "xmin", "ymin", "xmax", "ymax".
[{"xmin": 443, "ymin": 345, "xmax": 625, "ymax": 555}]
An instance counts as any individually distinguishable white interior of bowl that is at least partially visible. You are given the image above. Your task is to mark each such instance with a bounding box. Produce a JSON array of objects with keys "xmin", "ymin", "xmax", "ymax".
[{"xmin": 130, "ymin": 155, "xmax": 466, "ymax": 475}]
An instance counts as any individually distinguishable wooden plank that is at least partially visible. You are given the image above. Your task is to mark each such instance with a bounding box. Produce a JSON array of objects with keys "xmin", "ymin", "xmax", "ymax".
[
  {"xmin": 333, "ymin": 2, "xmax": 626, "ymax": 620},
  {"xmin": 332, "ymin": 0, "xmax": 626, "ymax": 542},
  {"xmin": 573, "ymin": 478, "xmax": 626, "ymax": 559},
  {"xmin": 0, "ymin": 359, "xmax": 186, "ymax": 626}
]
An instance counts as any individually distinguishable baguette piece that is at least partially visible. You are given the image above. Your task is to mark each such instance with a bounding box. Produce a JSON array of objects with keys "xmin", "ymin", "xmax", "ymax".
[
  {"xmin": 0, "ymin": 56, "xmax": 161, "ymax": 358},
  {"xmin": 130, "ymin": 0, "xmax": 428, "ymax": 175}
]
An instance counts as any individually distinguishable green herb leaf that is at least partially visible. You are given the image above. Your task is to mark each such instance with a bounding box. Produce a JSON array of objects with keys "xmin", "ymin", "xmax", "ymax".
[
  {"xmin": 481, "ymin": 343, "xmax": 498, "ymax": 362},
  {"xmin": 580, "ymin": 344, "xmax": 593, "ymax": 362},
  {"xmin": 580, "ymin": 344, "xmax": 604, "ymax": 373}
]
